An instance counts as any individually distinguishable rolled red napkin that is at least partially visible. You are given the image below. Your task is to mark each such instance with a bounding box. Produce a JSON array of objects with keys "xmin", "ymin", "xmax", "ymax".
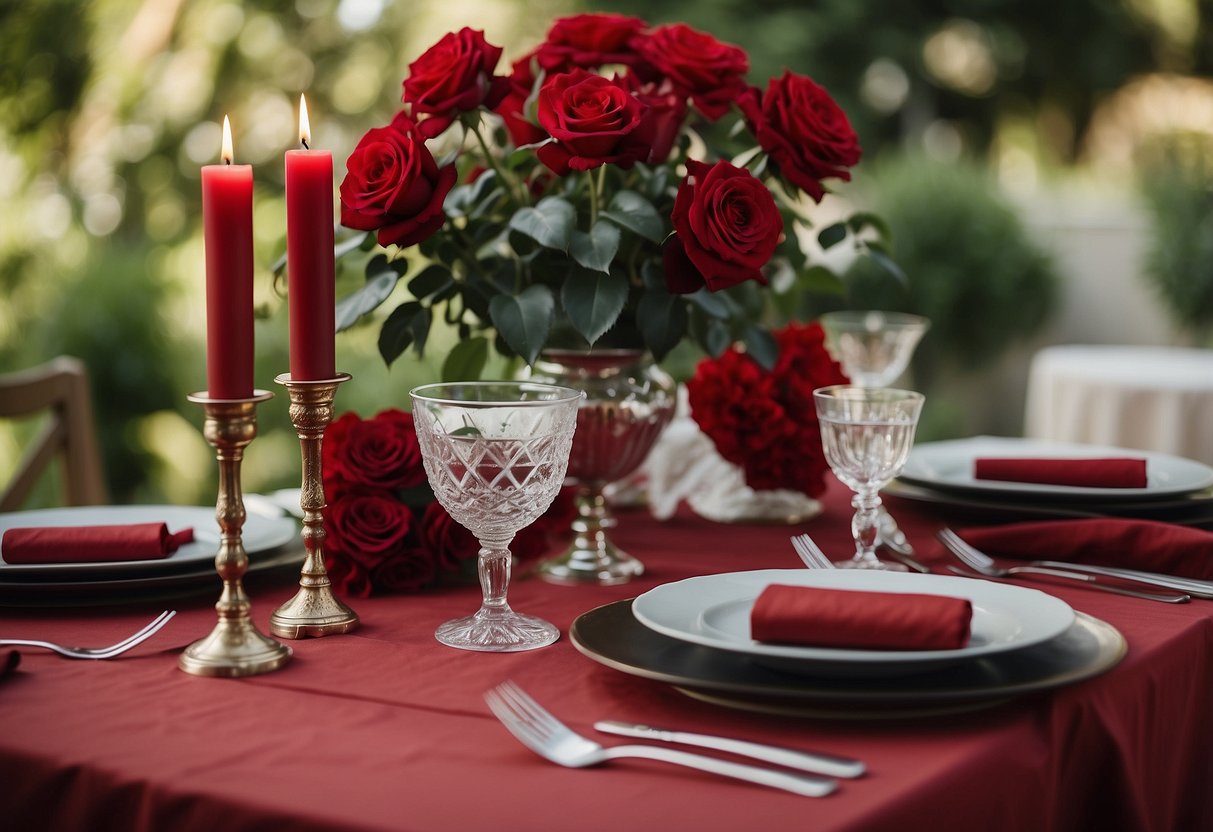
[
  {"xmin": 1, "ymin": 524, "xmax": 195, "ymax": 565},
  {"xmin": 957, "ymin": 519, "xmax": 1213, "ymax": 580},
  {"xmin": 750, "ymin": 584, "xmax": 972, "ymax": 650},
  {"xmin": 973, "ymin": 457, "xmax": 1147, "ymax": 488}
]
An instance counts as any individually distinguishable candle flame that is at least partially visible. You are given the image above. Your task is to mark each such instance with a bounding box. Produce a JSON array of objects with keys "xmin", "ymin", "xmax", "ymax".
[
  {"xmin": 221, "ymin": 115, "xmax": 234, "ymax": 164},
  {"xmin": 299, "ymin": 94, "xmax": 311, "ymax": 149}
]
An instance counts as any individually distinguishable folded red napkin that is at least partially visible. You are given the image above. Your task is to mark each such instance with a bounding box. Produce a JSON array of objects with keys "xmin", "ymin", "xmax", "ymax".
[
  {"xmin": 973, "ymin": 457, "xmax": 1147, "ymax": 488},
  {"xmin": 1, "ymin": 523, "xmax": 195, "ymax": 565},
  {"xmin": 749, "ymin": 584, "xmax": 972, "ymax": 650},
  {"xmin": 957, "ymin": 519, "xmax": 1213, "ymax": 580}
]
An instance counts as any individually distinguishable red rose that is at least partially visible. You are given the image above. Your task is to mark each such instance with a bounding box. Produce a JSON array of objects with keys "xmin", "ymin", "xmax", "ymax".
[
  {"xmin": 634, "ymin": 24, "xmax": 748, "ymax": 121},
  {"xmin": 402, "ymin": 27, "xmax": 509, "ymax": 138},
  {"xmin": 687, "ymin": 322, "xmax": 848, "ymax": 497},
  {"xmin": 373, "ymin": 547, "xmax": 439, "ymax": 593},
  {"xmin": 663, "ymin": 160, "xmax": 783, "ymax": 294},
  {"xmin": 323, "ymin": 408, "xmax": 427, "ymax": 492},
  {"xmin": 738, "ymin": 72, "xmax": 862, "ymax": 202},
  {"xmin": 324, "ymin": 554, "xmax": 374, "ymax": 598},
  {"xmin": 536, "ymin": 70, "xmax": 655, "ymax": 176},
  {"xmin": 495, "ymin": 52, "xmax": 548, "ymax": 148},
  {"xmin": 339, "ymin": 113, "xmax": 457, "ymax": 249},
  {"xmin": 535, "ymin": 13, "xmax": 648, "ymax": 72},
  {"xmin": 419, "ymin": 501, "xmax": 480, "ymax": 572},
  {"xmin": 324, "ymin": 491, "xmax": 414, "ymax": 570},
  {"xmin": 623, "ymin": 77, "xmax": 688, "ymax": 165}
]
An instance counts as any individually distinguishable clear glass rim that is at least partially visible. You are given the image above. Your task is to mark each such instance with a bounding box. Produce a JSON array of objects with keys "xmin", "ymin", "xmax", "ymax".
[
  {"xmin": 812, "ymin": 384, "xmax": 925, "ymax": 405},
  {"xmin": 819, "ymin": 310, "xmax": 931, "ymax": 331},
  {"xmin": 410, "ymin": 380, "xmax": 585, "ymax": 407}
]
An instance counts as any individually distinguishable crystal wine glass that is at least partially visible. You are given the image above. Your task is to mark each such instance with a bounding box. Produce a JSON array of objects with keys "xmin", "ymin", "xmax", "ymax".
[
  {"xmin": 818, "ymin": 310, "xmax": 930, "ymax": 389},
  {"xmin": 813, "ymin": 385, "xmax": 925, "ymax": 570},
  {"xmin": 410, "ymin": 381, "xmax": 583, "ymax": 652}
]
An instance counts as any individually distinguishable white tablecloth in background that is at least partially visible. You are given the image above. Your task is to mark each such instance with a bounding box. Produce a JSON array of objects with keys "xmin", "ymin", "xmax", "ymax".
[{"xmin": 1024, "ymin": 344, "xmax": 1213, "ymax": 464}]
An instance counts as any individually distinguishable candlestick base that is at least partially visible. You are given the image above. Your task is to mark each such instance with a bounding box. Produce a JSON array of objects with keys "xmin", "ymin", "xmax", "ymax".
[
  {"xmin": 271, "ymin": 372, "xmax": 360, "ymax": 639},
  {"xmin": 180, "ymin": 391, "xmax": 292, "ymax": 678}
]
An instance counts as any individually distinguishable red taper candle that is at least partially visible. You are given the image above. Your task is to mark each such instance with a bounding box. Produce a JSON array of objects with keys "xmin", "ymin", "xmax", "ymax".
[
  {"xmin": 285, "ymin": 94, "xmax": 336, "ymax": 380},
  {"xmin": 201, "ymin": 115, "xmax": 255, "ymax": 399}
]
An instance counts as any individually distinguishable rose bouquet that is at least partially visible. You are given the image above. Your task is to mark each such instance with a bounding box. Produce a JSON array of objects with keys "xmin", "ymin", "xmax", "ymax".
[
  {"xmin": 333, "ymin": 13, "xmax": 893, "ymax": 374},
  {"xmin": 320, "ymin": 408, "xmax": 574, "ymax": 596},
  {"xmin": 685, "ymin": 321, "xmax": 848, "ymax": 497}
]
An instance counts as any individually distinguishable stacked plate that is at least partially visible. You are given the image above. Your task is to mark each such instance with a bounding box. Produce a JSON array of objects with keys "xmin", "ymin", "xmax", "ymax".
[
  {"xmin": 888, "ymin": 436, "xmax": 1213, "ymax": 527},
  {"xmin": 570, "ymin": 569, "xmax": 1126, "ymax": 718},
  {"xmin": 0, "ymin": 503, "xmax": 302, "ymax": 606}
]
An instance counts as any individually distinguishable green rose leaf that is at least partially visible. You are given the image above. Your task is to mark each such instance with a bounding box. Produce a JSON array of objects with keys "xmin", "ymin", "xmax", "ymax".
[
  {"xmin": 801, "ymin": 264, "xmax": 846, "ymax": 294},
  {"xmin": 335, "ymin": 254, "xmax": 404, "ymax": 331},
  {"xmin": 601, "ymin": 190, "xmax": 666, "ymax": 243},
  {"xmin": 699, "ymin": 317, "xmax": 732, "ymax": 357},
  {"xmin": 863, "ymin": 242, "xmax": 909, "ymax": 287},
  {"xmin": 847, "ymin": 211, "xmax": 891, "ymax": 241},
  {"xmin": 442, "ymin": 335, "xmax": 489, "ymax": 381},
  {"xmin": 508, "ymin": 196, "xmax": 576, "ymax": 251},
  {"xmin": 407, "ymin": 263, "xmax": 454, "ymax": 300},
  {"xmin": 743, "ymin": 325, "xmax": 779, "ymax": 371},
  {"xmin": 489, "ymin": 284, "xmax": 554, "ymax": 365},
  {"xmin": 561, "ymin": 268, "xmax": 629, "ymax": 345},
  {"xmin": 686, "ymin": 288, "xmax": 730, "ymax": 319},
  {"xmin": 636, "ymin": 288, "xmax": 688, "ymax": 361},
  {"xmin": 378, "ymin": 301, "xmax": 431, "ymax": 366},
  {"xmin": 817, "ymin": 222, "xmax": 848, "ymax": 250},
  {"xmin": 569, "ymin": 221, "xmax": 621, "ymax": 273}
]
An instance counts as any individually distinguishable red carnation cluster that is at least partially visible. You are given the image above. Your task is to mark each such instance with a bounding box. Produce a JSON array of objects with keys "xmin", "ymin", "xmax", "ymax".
[
  {"xmin": 686, "ymin": 322, "xmax": 849, "ymax": 496},
  {"xmin": 321, "ymin": 408, "xmax": 574, "ymax": 597}
]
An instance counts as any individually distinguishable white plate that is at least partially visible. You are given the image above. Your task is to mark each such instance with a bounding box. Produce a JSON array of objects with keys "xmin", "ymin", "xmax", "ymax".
[
  {"xmin": 901, "ymin": 436, "xmax": 1213, "ymax": 500},
  {"xmin": 631, "ymin": 569, "xmax": 1075, "ymax": 676},
  {"xmin": 0, "ymin": 504, "xmax": 297, "ymax": 578}
]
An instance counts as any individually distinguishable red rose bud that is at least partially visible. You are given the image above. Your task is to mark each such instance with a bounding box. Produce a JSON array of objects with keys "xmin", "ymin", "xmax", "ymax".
[
  {"xmin": 325, "ymin": 492, "xmax": 414, "ymax": 569},
  {"xmin": 663, "ymin": 159, "xmax": 783, "ymax": 294},
  {"xmin": 339, "ymin": 114, "xmax": 457, "ymax": 249},
  {"xmin": 402, "ymin": 27, "xmax": 509, "ymax": 138},
  {"xmin": 738, "ymin": 72, "xmax": 862, "ymax": 203},
  {"xmin": 420, "ymin": 501, "xmax": 481, "ymax": 572},
  {"xmin": 535, "ymin": 13, "xmax": 648, "ymax": 72},
  {"xmin": 536, "ymin": 70, "xmax": 655, "ymax": 175},
  {"xmin": 495, "ymin": 51, "xmax": 549, "ymax": 148},
  {"xmin": 624, "ymin": 77, "xmax": 689, "ymax": 165},
  {"xmin": 634, "ymin": 23, "xmax": 748, "ymax": 121}
]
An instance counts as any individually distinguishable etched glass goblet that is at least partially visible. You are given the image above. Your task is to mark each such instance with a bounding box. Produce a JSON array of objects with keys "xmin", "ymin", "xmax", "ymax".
[
  {"xmin": 813, "ymin": 385, "xmax": 924, "ymax": 570},
  {"xmin": 410, "ymin": 381, "xmax": 583, "ymax": 652},
  {"xmin": 819, "ymin": 310, "xmax": 930, "ymax": 389}
]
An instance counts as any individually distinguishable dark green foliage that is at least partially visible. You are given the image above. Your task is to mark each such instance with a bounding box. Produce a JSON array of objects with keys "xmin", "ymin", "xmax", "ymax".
[
  {"xmin": 1138, "ymin": 136, "xmax": 1213, "ymax": 340},
  {"xmin": 840, "ymin": 154, "xmax": 1058, "ymax": 388}
]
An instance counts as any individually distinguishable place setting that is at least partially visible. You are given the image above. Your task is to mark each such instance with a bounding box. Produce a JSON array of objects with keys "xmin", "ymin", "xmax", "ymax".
[{"xmin": 570, "ymin": 382, "xmax": 1129, "ymax": 719}]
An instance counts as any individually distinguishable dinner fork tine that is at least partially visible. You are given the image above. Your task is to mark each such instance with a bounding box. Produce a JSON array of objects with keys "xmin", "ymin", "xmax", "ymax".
[
  {"xmin": 485, "ymin": 681, "xmax": 837, "ymax": 797},
  {"xmin": 0, "ymin": 610, "xmax": 177, "ymax": 659},
  {"xmin": 790, "ymin": 534, "xmax": 834, "ymax": 569}
]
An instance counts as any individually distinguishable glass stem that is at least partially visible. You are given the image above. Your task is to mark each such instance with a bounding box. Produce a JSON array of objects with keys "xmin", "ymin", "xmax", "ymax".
[
  {"xmin": 851, "ymin": 489, "xmax": 883, "ymax": 567},
  {"xmin": 478, "ymin": 535, "xmax": 516, "ymax": 611}
]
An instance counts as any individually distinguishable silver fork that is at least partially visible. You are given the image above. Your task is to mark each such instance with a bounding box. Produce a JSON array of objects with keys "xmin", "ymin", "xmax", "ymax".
[
  {"xmin": 0, "ymin": 610, "xmax": 177, "ymax": 659},
  {"xmin": 790, "ymin": 534, "xmax": 834, "ymax": 569},
  {"xmin": 484, "ymin": 681, "xmax": 837, "ymax": 797},
  {"xmin": 937, "ymin": 530, "xmax": 1190, "ymax": 604}
]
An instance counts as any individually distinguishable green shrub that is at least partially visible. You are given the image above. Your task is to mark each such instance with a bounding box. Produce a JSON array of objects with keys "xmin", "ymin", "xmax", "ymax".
[
  {"xmin": 1138, "ymin": 134, "xmax": 1213, "ymax": 342},
  {"xmin": 836, "ymin": 154, "xmax": 1059, "ymax": 390}
]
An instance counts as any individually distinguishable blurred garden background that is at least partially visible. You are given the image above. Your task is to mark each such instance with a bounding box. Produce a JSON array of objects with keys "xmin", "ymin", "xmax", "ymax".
[{"xmin": 2, "ymin": 0, "xmax": 1212, "ymax": 508}]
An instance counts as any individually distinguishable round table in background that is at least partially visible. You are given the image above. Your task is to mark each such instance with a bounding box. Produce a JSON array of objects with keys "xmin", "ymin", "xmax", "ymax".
[{"xmin": 1024, "ymin": 344, "xmax": 1213, "ymax": 465}]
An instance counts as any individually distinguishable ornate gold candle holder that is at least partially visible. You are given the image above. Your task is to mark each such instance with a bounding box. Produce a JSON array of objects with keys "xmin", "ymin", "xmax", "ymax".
[
  {"xmin": 269, "ymin": 372, "xmax": 359, "ymax": 639},
  {"xmin": 180, "ymin": 391, "xmax": 292, "ymax": 677}
]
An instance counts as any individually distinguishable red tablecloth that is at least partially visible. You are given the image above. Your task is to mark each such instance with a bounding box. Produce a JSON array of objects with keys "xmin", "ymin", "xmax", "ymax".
[{"xmin": 1, "ymin": 480, "xmax": 1211, "ymax": 832}]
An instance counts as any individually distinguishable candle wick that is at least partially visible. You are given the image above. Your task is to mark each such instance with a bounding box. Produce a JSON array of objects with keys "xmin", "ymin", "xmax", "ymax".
[
  {"xmin": 301, "ymin": 138, "xmax": 310, "ymax": 150},
  {"xmin": 224, "ymin": 158, "xmax": 232, "ymax": 166}
]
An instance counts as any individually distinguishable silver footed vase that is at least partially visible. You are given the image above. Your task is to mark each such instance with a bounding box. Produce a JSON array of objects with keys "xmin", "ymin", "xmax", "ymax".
[{"xmin": 527, "ymin": 349, "xmax": 675, "ymax": 585}]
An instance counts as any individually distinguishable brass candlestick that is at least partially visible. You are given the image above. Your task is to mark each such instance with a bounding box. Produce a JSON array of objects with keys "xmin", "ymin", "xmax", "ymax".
[
  {"xmin": 180, "ymin": 391, "xmax": 292, "ymax": 677},
  {"xmin": 270, "ymin": 372, "xmax": 359, "ymax": 638}
]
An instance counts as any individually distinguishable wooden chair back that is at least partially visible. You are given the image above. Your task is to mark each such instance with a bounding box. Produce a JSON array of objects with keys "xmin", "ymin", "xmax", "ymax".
[{"xmin": 0, "ymin": 356, "xmax": 108, "ymax": 511}]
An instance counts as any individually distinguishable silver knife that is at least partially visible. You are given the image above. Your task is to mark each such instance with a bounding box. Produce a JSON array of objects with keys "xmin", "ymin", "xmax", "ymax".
[
  {"xmin": 1032, "ymin": 561, "xmax": 1213, "ymax": 599},
  {"xmin": 594, "ymin": 721, "xmax": 866, "ymax": 778}
]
